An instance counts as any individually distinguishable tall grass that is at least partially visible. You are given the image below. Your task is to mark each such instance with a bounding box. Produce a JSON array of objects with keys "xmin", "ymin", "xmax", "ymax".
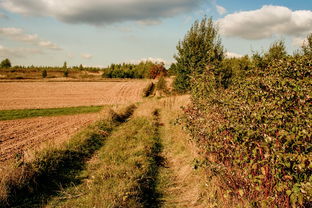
[{"xmin": 0, "ymin": 104, "xmax": 136, "ymax": 207}]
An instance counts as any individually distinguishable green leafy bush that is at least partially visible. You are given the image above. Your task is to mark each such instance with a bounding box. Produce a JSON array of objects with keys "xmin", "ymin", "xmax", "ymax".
[{"xmin": 183, "ymin": 54, "xmax": 312, "ymax": 207}]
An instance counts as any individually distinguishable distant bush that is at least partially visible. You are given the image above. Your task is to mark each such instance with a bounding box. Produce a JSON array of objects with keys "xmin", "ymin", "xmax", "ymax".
[
  {"xmin": 63, "ymin": 70, "xmax": 69, "ymax": 77},
  {"xmin": 156, "ymin": 76, "xmax": 167, "ymax": 93},
  {"xmin": 0, "ymin": 58, "xmax": 11, "ymax": 68},
  {"xmin": 42, "ymin": 69, "xmax": 47, "ymax": 78}
]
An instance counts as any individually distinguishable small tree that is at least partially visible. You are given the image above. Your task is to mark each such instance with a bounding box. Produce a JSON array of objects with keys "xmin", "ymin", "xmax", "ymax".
[
  {"xmin": 264, "ymin": 40, "xmax": 287, "ymax": 63},
  {"xmin": 42, "ymin": 69, "xmax": 47, "ymax": 78},
  {"xmin": 0, "ymin": 58, "xmax": 11, "ymax": 68},
  {"xmin": 63, "ymin": 61, "xmax": 67, "ymax": 69},
  {"xmin": 156, "ymin": 76, "xmax": 167, "ymax": 91},
  {"xmin": 173, "ymin": 16, "xmax": 224, "ymax": 92},
  {"xmin": 302, "ymin": 33, "xmax": 312, "ymax": 57},
  {"xmin": 149, "ymin": 63, "xmax": 167, "ymax": 79}
]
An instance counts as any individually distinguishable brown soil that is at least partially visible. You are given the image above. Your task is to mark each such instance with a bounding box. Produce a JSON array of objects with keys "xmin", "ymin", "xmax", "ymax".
[
  {"xmin": 0, "ymin": 81, "xmax": 147, "ymax": 110},
  {"xmin": 0, "ymin": 113, "xmax": 100, "ymax": 164}
]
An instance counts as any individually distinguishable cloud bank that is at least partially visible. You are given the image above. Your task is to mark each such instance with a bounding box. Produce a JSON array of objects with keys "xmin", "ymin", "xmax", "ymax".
[
  {"xmin": 218, "ymin": 5, "xmax": 312, "ymax": 40},
  {"xmin": 1, "ymin": 0, "xmax": 203, "ymax": 25},
  {"xmin": 0, "ymin": 45, "xmax": 43, "ymax": 58},
  {"xmin": 0, "ymin": 27, "xmax": 61, "ymax": 50}
]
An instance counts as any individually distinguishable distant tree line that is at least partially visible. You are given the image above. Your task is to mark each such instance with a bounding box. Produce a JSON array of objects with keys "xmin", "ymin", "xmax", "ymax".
[
  {"xmin": 0, "ymin": 59, "xmax": 168, "ymax": 79},
  {"xmin": 101, "ymin": 61, "xmax": 167, "ymax": 79}
]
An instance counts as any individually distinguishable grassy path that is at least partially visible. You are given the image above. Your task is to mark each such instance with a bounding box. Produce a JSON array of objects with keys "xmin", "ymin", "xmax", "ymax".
[
  {"xmin": 154, "ymin": 97, "xmax": 211, "ymax": 208},
  {"xmin": 46, "ymin": 108, "xmax": 163, "ymax": 208}
]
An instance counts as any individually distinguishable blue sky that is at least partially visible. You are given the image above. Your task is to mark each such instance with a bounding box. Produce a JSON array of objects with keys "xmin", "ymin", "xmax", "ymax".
[{"xmin": 0, "ymin": 0, "xmax": 311, "ymax": 67}]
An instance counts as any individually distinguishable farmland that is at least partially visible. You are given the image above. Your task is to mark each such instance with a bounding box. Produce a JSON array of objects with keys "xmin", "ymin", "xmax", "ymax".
[
  {"xmin": 0, "ymin": 80, "xmax": 148, "ymax": 165},
  {"xmin": 0, "ymin": 81, "xmax": 147, "ymax": 110},
  {"xmin": 0, "ymin": 113, "xmax": 99, "ymax": 164}
]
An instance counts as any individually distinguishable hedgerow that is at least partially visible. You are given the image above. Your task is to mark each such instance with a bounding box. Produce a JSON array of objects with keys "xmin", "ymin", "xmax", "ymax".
[{"xmin": 183, "ymin": 54, "xmax": 312, "ymax": 207}]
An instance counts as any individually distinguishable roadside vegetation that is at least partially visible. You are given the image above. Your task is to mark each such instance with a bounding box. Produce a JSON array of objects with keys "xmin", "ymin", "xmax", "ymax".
[
  {"xmin": 172, "ymin": 17, "xmax": 312, "ymax": 207},
  {"xmin": 0, "ymin": 105, "xmax": 103, "ymax": 121}
]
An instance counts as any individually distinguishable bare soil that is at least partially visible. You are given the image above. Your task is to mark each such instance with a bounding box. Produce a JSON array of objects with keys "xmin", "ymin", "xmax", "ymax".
[
  {"xmin": 0, "ymin": 113, "xmax": 100, "ymax": 164},
  {"xmin": 0, "ymin": 81, "xmax": 147, "ymax": 110}
]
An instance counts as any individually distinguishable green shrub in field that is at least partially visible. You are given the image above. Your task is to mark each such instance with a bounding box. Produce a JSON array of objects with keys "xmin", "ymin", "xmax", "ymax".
[
  {"xmin": 156, "ymin": 76, "xmax": 167, "ymax": 92},
  {"xmin": 42, "ymin": 69, "xmax": 47, "ymax": 78},
  {"xmin": 63, "ymin": 69, "xmax": 69, "ymax": 77}
]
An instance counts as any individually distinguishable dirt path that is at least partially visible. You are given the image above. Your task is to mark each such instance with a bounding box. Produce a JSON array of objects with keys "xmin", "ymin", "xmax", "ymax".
[{"xmin": 0, "ymin": 113, "xmax": 100, "ymax": 164}]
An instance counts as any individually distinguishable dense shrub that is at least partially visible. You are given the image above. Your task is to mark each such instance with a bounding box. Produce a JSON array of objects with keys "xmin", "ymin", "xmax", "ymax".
[{"xmin": 183, "ymin": 54, "xmax": 312, "ymax": 207}]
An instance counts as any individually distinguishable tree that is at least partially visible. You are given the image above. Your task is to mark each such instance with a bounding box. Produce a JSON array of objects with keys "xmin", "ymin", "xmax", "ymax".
[
  {"xmin": 302, "ymin": 33, "xmax": 312, "ymax": 57},
  {"xmin": 0, "ymin": 58, "xmax": 11, "ymax": 68},
  {"xmin": 173, "ymin": 16, "xmax": 224, "ymax": 92},
  {"xmin": 63, "ymin": 61, "xmax": 67, "ymax": 69},
  {"xmin": 149, "ymin": 63, "xmax": 167, "ymax": 79},
  {"xmin": 264, "ymin": 40, "xmax": 287, "ymax": 63}
]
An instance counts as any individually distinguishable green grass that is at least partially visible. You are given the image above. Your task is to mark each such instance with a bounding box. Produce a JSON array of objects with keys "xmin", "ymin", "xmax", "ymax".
[{"xmin": 0, "ymin": 105, "xmax": 103, "ymax": 121}]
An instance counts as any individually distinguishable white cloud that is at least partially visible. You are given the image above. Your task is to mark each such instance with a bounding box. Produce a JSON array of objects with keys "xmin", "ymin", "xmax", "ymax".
[
  {"xmin": 218, "ymin": 5, "xmax": 312, "ymax": 40},
  {"xmin": 137, "ymin": 19, "xmax": 162, "ymax": 26},
  {"xmin": 81, "ymin": 53, "xmax": 93, "ymax": 59},
  {"xmin": 0, "ymin": 0, "xmax": 204, "ymax": 25},
  {"xmin": 225, "ymin": 52, "xmax": 243, "ymax": 58},
  {"xmin": 128, "ymin": 57, "xmax": 167, "ymax": 65},
  {"xmin": 0, "ymin": 27, "xmax": 61, "ymax": 50},
  {"xmin": 0, "ymin": 44, "xmax": 43, "ymax": 58},
  {"xmin": 39, "ymin": 41, "xmax": 61, "ymax": 50},
  {"xmin": 216, "ymin": 5, "xmax": 227, "ymax": 15}
]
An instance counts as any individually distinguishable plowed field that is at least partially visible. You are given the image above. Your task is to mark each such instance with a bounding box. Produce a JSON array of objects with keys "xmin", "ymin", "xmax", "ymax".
[
  {"xmin": 0, "ymin": 113, "xmax": 100, "ymax": 163},
  {"xmin": 0, "ymin": 81, "xmax": 147, "ymax": 110},
  {"xmin": 0, "ymin": 81, "xmax": 147, "ymax": 164}
]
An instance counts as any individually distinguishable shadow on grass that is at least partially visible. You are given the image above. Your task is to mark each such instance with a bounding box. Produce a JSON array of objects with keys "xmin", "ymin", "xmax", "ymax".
[
  {"xmin": 4, "ymin": 105, "xmax": 137, "ymax": 208},
  {"xmin": 10, "ymin": 133, "xmax": 105, "ymax": 208},
  {"xmin": 137, "ymin": 109, "xmax": 165, "ymax": 208}
]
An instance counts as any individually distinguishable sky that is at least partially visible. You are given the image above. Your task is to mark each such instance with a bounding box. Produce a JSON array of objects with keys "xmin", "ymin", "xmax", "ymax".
[{"xmin": 0, "ymin": 0, "xmax": 311, "ymax": 67}]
